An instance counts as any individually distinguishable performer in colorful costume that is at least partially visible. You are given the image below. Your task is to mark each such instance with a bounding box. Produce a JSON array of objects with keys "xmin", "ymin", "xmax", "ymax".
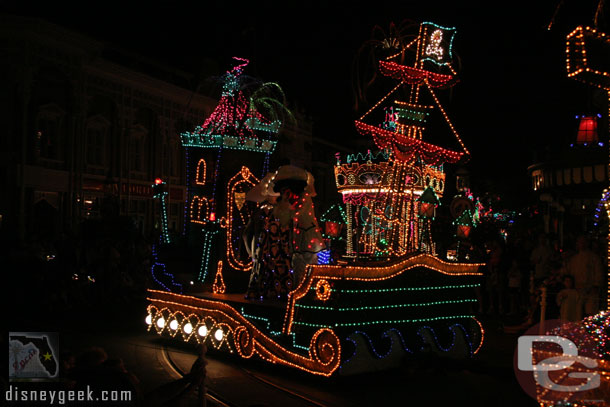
[{"xmin": 243, "ymin": 166, "xmax": 325, "ymax": 300}]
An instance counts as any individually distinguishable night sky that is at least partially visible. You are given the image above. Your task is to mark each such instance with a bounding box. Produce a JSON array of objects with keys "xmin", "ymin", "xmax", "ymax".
[{"xmin": 4, "ymin": 1, "xmax": 608, "ymax": 207}]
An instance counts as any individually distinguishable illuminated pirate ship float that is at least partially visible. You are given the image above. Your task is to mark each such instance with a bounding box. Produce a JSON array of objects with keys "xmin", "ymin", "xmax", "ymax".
[{"xmin": 146, "ymin": 22, "xmax": 485, "ymax": 376}]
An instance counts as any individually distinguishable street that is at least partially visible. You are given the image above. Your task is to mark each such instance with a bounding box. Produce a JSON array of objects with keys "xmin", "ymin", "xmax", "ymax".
[{"xmin": 8, "ymin": 295, "xmax": 538, "ymax": 406}]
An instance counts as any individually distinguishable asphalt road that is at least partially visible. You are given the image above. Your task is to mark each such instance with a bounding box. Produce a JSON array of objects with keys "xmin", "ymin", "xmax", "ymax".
[
  {"xmin": 51, "ymin": 328, "xmax": 536, "ymax": 407},
  {"xmin": 8, "ymin": 296, "xmax": 538, "ymax": 406}
]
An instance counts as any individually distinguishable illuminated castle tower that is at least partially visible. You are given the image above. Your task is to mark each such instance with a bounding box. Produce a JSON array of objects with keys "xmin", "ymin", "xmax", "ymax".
[
  {"xmin": 180, "ymin": 58, "xmax": 282, "ymax": 287},
  {"xmin": 336, "ymin": 22, "xmax": 471, "ymax": 258}
]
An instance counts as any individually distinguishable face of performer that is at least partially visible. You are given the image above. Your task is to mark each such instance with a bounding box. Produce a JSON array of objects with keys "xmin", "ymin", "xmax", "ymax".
[{"xmin": 279, "ymin": 188, "xmax": 300, "ymax": 209}]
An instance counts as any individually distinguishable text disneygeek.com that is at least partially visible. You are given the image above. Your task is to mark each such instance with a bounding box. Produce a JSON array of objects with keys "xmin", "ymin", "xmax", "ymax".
[{"xmin": 6, "ymin": 385, "xmax": 132, "ymax": 405}]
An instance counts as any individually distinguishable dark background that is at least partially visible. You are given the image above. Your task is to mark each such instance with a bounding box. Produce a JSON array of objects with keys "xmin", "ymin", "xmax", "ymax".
[{"xmin": 3, "ymin": 0, "xmax": 608, "ymax": 208}]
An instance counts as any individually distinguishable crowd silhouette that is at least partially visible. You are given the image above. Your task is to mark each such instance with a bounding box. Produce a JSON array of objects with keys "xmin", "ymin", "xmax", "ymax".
[{"xmin": 474, "ymin": 229, "xmax": 606, "ymax": 327}]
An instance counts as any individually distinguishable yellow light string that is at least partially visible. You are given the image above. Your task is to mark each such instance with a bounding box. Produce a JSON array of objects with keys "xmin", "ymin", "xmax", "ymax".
[
  {"xmin": 190, "ymin": 196, "xmax": 209, "ymax": 223},
  {"xmin": 284, "ymin": 264, "xmax": 317, "ymax": 334},
  {"xmin": 566, "ymin": 26, "xmax": 610, "ymax": 82},
  {"xmin": 212, "ymin": 260, "xmax": 226, "ymax": 294},
  {"xmin": 358, "ymin": 159, "xmax": 398, "ymax": 254},
  {"xmin": 225, "ymin": 166, "xmax": 259, "ymax": 271},
  {"xmin": 565, "ymin": 26, "xmax": 610, "ymax": 309},
  {"xmin": 385, "ymin": 37, "xmax": 419, "ymax": 61},
  {"xmin": 311, "ymin": 254, "xmax": 484, "ymax": 281},
  {"xmin": 472, "ymin": 317, "xmax": 484, "ymax": 355},
  {"xmin": 339, "ymin": 157, "xmax": 445, "ymax": 256},
  {"xmin": 532, "ymin": 348, "xmax": 607, "ymax": 404},
  {"xmin": 425, "ymin": 79, "xmax": 471, "ymax": 156},
  {"xmin": 346, "ymin": 202, "xmax": 353, "ymax": 255},
  {"xmin": 146, "ymin": 289, "xmax": 341, "ymax": 376},
  {"xmin": 394, "ymin": 100, "xmax": 434, "ymax": 109},
  {"xmin": 411, "ymin": 83, "xmax": 421, "ymax": 105},
  {"xmin": 148, "ymin": 305, "xmax": 235, "ymax": 353},
  {"xmin": 195, "ymin": 158, "xmax": 206, "ymax": 185},
  {"xmin": 315, "ymin": 279, "xmax": 332, "ymax": 301},
  {"xmin": 283, "ymin": 254, "xmax": 484, "ymax": 334},
  {"xmin": 359, "ymin": 81, "xmax": 406, "ymax": 121}
]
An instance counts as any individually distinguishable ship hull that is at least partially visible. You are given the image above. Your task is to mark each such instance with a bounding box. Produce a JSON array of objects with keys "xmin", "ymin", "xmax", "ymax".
[{"xmin": 146, "ymin": 253, "xmax": 484, "ymax": 376}]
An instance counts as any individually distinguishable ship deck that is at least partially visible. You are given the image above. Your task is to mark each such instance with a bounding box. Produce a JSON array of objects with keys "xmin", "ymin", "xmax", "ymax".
[{"xmin": 189, "ymin": 290, "xmax": 287, "ymax": 310}]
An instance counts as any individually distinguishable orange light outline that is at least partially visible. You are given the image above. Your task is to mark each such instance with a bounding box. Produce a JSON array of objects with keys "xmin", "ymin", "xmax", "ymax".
[
  {"xmin": 190, "ymin": 195, "xmax": 209, "ymax": 223},
  {"xmin": 225, "ymin": 167, "xmax": 259, "ymax": 271},
  {"xmin": 283, "ymin": 253, "xmax": 484, "ymax": 334},
  {"xmin": 147, "ymin": 289, "xmax": 341, "ymax": 376},
  {"xmin": 195, "ymin": 158, "xmax": 206, "ymax": 185},
  {"xmin": 212, "ymin": 260, "xmax": 226, "ymax": 294}
]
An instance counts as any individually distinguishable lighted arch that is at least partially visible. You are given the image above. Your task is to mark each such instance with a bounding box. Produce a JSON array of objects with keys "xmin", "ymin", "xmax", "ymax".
[
  {"xmin": 190, "ymin": 195, "xmax": 209, "ymax": 224},
  {"xmin": 226, "ymin": 167, "xmax": 259, "ymax": 271},
  {"xmin": 196, "ymin": 159, "xmax": 206, "ymax": 185}
]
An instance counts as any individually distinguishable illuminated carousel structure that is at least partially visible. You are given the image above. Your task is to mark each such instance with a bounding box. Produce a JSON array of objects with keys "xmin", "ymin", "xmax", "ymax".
[{"xmin": 146, "ymin": 23, "xmax": 485, "ymax": 377}]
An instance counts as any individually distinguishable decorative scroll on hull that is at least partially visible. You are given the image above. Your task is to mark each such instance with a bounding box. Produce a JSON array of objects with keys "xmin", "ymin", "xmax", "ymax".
[
  {"xmin": 146, "ymin": 289, "xmax": 341, "ymax": 377},
  {"xmin": 146, "ymin": 253, "xmax": 484, "ymax": 377},
  {"xmin": 148, "ymin": 22, "xmax": 487, "ymax": 378}
]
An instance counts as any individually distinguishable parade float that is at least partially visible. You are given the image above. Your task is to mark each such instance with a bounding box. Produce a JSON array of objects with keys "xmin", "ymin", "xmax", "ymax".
[{"xmin": 145, "ymin": 21, "xmax": 485, "ymax": 377}]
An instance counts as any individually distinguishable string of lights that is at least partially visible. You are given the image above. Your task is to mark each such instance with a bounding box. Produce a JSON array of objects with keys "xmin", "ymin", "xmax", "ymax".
[
  {"xmin": 146, "ymin": 289, "xmax": 341, "ymax": 376},
  {"xmin": 182, "ymin": 146, "xmax": 191, "ymax": 236},
  {"xmin": 197, "ymin": 228, "xmax": 219, "ymax": 282},
  {"xmin": 212, "ymin": 260, "xmax": 226, "ymax": 294},
  {"xmin": 292, "ymin": 314, "xmax": 475, "ymax": 329},
  {"xmin": 145, "ymin": 22, "xmax": 488, "ymax": 377},
  {"xmin": 565, "ymin": 25, "xmax": 610, "ymax": 310},
  {"xmin": 295, "ymin": 298, "xmax": 477, "ymax": 312},
  {"xmin": 225, "ymin": 166, "xmax": 259, "ymax": 271},
  {"xmin": 195, "ymin": 158, "xmax": 206, "ymax": 185}
]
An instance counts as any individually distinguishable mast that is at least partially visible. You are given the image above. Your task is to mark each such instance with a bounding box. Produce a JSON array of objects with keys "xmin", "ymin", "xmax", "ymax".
[{"xmin": 336, "ymin": 21, "xmax": 470, "ymax": 259}]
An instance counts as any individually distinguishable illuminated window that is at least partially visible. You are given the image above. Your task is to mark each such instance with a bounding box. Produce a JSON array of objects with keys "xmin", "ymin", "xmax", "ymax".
[
  {"xmin": 576, "ymin": 116, "xmax": 598, "ymax": 144},
  {"xmin": 190, "ymin": 196, "xmax": 208, "ymax": 222}
]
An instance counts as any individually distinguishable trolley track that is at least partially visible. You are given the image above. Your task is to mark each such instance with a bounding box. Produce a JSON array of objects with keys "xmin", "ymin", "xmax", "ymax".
[{"xmin": 161, "ymin": 343, "xmax": 333, "ymax": 407}]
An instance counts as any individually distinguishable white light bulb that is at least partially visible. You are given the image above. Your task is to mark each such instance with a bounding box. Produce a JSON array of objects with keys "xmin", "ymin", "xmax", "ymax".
[
  {"xmin": 169, "ymin": 320, "xmax": 178, "ymax": 331},
  {"xmin": 157, "ymin": 318, "xmax": 165, "ymax": 328},
  {"xmin": 145, "ymin": 315, "xmax": 152, "ymax": 325},
  {"xmin": 214, "ymin": 329, "xmax": 224, "ymax": 341},
  {"xmin": 198, "ymin": 325, "xmax": 208, "ymax": 337},
  {"xmin": 183, "ymin": 323, "xmax": 193, "ymax": 334}
]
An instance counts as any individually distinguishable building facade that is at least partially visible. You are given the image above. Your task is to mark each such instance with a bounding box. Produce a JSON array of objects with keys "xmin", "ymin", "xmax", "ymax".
[
  {"xmin": 0, "ymin": 15, "xmax": 346, "ymax": 246},
  {"xmin": 527, "ymin": 115, "xmax": 608, "ymax": 243},
  {"xmin": 0, "ymin": 15, "xmax": 218, "ymax": 243}
]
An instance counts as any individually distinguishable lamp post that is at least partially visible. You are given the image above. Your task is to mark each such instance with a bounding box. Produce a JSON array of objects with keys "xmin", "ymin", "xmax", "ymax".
[
  {"xmin": 454, "ymin": 209, "xmax": 475, "ymax": 261},
  {"xmin": 152, "ymin": 178, "xmax": 171, "ymax": 244},
  {"xmin": 417, "ymin": 187, "xmax": 440, "ymax": 254}
]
